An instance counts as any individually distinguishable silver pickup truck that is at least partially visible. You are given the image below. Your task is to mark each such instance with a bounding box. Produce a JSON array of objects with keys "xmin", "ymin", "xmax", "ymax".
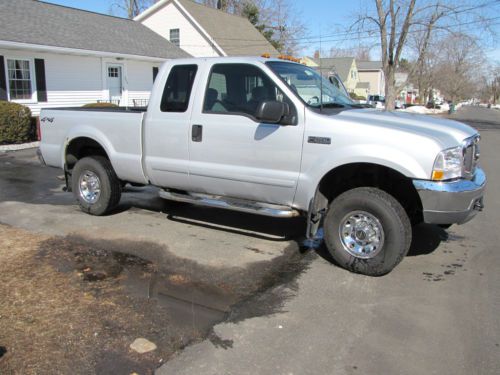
[{"xmin": 39, "ymin": 56, "xmax": 486, "ymax": 276}]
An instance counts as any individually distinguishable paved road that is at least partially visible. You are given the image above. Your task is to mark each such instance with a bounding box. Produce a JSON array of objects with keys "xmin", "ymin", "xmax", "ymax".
[{"xmin": 157, "ymin": 106, "xmax": 500, "ymax": 375}]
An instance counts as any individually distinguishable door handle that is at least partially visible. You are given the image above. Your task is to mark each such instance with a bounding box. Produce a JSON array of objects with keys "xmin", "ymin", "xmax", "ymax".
[{"xmin": 192, "ymin": 124, "xmax": 203, "ymax": 142}]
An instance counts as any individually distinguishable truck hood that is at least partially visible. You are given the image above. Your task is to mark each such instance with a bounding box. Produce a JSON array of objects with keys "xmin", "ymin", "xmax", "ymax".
[{"xmin": 334, "ymin": 109, "xmax": 477, "ymax": 147}]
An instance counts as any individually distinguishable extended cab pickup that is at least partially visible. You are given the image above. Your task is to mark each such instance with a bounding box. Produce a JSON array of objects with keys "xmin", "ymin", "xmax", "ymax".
[{"xmin": 39, "ymin": 56, "xmax": 486, "ymax": 276}]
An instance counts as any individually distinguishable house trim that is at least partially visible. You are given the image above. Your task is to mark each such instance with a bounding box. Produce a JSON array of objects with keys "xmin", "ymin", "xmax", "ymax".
[
  {"xmin": 3, "ymin": 55, "xmax": 38, "ymax": 104},
  {"xmin": 135, "ymin": 0, "xmax": 227, "ymax": 57},
  {"xmin": 0, "ymin": 40, "xmax": 167, "ymax": 62}
]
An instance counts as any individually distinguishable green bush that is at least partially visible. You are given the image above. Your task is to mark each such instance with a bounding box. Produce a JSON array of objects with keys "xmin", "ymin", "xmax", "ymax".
[
  {"xmin": 0, "ymin": 101, "xmax": 33, "ymax": 144},
  {"xmin": 349, "ymin": 92, "xmax": 366, "ymax": 101},
  {"xmin": 82, "ymin": 102, "xmax": 119, "ymax": 108}
]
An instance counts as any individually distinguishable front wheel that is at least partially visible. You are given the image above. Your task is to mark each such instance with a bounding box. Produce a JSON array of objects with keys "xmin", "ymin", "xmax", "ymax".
[
  {"xmin": 323, "ymin": 187, "xmax": 412, "ymax": 276},
  {"xmin": 71, "ymin": 156, "xmax": 121, "ymax": 216}
]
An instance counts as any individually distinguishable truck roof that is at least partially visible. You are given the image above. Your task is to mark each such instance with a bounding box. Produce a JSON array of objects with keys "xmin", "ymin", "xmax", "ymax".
[{"xmin": 164, "ymin": 56, "xmax": 302, "ymax": 66}]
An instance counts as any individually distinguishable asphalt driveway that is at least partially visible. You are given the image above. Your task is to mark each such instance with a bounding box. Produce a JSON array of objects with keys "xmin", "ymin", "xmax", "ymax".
[{"xmin": 0, "ymin": 105, "xmax": 499, "ymax": 375}]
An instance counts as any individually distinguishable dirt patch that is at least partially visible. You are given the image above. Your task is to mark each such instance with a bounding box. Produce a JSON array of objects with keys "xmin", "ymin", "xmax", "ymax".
[
  {"xmin": 0, "ymin": 225, "xmax": 194, "ymax": 374},
  {"xmin": 0, "ymin": 224, "xmax": 312, "ymax": 374}
]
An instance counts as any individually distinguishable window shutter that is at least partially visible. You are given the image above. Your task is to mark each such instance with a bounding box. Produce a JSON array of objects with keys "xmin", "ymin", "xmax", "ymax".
[
  {"xmin": 153, "ymin": 67, "xmax": 159, "ymax": 82},
  {"xmin": 0, "ymin": 56, "xmax": 7, "ymax": 101},
  {"xmin": 34, "ymin": 58, "xmax": 47, "ymax": 102}
]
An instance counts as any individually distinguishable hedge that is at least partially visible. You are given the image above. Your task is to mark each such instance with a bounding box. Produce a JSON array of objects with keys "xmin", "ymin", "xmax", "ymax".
[
  {"xmin": 349, "ymin": 92, "xmax": 367, "ymax": 101},
  {"xmin": 0, "ymin": 101, "xmax": 33, "ymax": 145},
  {"xmin": 82, "ymin": 102, "xmax": 119, "ymax": 108}
]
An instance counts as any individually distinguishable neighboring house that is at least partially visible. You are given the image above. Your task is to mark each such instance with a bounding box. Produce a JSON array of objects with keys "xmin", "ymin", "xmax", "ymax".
[
  {"xmin": 355, "ymin": 81, "xmax": 370, "ymax": 99},
  {"xmin": 0, "ymin": 0, "xmax": 189, "ymax": 115},
  {"xmin": 135, "ymin": 0, "xmax": 279, "ymax": 57},
  {"xmin": 312, "ymin": 57, "xmax": 369, "ymax": 98},
  {"xmin": 357, "ymin": 61, "xmax": 385, "ymax": 96},
  {"xmin": 395, "ymin": 72, "xmax": 419, "ymax": 104}
]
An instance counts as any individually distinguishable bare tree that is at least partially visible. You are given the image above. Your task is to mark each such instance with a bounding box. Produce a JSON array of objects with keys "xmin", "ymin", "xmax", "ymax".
[
  {"xmin": 434, "ymin": 34, "xmax": 485, "ymax": 102},
  {"xmin": 489, "ymin": 64, "xmax": 500, "ymax": 105},
  {"xmin": 199, "ymin": 0, "xmax": 307, "ymax": 54},
  {"xmin": 354, "ymin": 0, "xmax": 498, "ymax": 110},
  {"xmin": 111, "ymin": 0, "xmax": 156, "ymax": 18},
  {"xmin": 329, "ymin": 45, "xmax": 372, "ymax": 60}
]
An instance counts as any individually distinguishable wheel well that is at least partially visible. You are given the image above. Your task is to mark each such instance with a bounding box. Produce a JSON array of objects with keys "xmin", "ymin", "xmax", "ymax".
[
  {"xmin": 316, "ymin": 163, "xmax": 423, "ymax": 224},
  {"xmin": 65, "ymin": 137, "xmax": 109, "ymax": 171}
]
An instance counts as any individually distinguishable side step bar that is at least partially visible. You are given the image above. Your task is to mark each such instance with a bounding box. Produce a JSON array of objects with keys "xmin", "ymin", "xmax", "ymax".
[{"xmin": 159, "ymin": 190, "xmax": 300, "ymax": 218}]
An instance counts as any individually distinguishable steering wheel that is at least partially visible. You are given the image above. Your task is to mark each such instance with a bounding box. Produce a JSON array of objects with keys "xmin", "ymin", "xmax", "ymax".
[{"xmin": 308, "ymin": 96, "xmax": 320, "ymax": 105}]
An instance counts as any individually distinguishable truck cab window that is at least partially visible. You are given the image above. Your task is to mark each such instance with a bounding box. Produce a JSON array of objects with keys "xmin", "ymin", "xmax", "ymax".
[
  {"xmin": 203, "ymin": 63, "xmax": 293, "ymax": 120},
  {"xmin": 161, "ymin": 65, "xmax": 197, "ymax": 112}
]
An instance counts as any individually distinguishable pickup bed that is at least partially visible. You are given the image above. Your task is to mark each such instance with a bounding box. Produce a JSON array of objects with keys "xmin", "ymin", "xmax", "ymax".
[{"xmin": 39, "ymin": 56, "xmax": 486, "ymax": 276}]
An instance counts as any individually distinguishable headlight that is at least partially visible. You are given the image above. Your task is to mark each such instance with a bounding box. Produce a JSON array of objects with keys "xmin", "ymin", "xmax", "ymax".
[{"xmin": 432, "ymin": 146, "xmax": 463, "ymax": 181}]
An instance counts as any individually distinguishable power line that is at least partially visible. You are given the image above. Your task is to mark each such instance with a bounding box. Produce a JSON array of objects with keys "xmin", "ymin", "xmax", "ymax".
[
  {"xmin": 177, "ymin": 16, "xmax": 500, "ymax": 49},
  {"xmin": 208, "ymin": 0, "xmax": 500, "ymax": 43}
]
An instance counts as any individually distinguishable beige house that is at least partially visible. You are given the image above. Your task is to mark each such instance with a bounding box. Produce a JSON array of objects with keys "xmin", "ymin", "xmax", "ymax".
[
  {"xmin": 135, "ymin": 0, "xmax": 278, "ymax": 57},
  {"xmin": 357, "ymin": 61, "xmax": 385, "ymax": 96},
  {"xmin": 311, "ymin": 57, "xmax": 370, "ymax": 98}
]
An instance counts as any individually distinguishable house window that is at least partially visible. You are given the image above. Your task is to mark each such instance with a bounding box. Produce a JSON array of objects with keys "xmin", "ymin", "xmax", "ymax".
[
  {"xmin": 108, "ymin": 67, "xmax": 119, "ymax": 77},
  {"xmin": 7, "ymin": 59, "xmax": 34, "ymax": 100},
  {"xmin": 170, "ymin": 28, "xmax": 180, "ymax": 47}
]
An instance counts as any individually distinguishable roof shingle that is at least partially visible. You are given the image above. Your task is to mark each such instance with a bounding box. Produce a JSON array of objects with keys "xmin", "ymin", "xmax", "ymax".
[
  {"xmin": 0, "ymin": 0, "xmax": 189, "ymax": 59},
  {"xmin": 312, "ymin": 57, "xmax": 355, "ymax": 82},
  {"xmin": 357, "ymin": 61, "xmax": 382, "ymax": 70}
]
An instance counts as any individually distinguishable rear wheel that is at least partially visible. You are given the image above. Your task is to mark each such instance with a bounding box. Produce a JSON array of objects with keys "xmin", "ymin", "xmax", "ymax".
[
  {"xmin": 72, "ymin": 156, "xmax": 121, "ymax": 216},
  {"xmin": 323, "ymin": 187, "xmax": 412, "ymax": 276}
]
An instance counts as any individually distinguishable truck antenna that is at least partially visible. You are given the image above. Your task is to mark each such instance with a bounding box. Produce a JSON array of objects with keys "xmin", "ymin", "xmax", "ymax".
[{"xmin": 319, "ymin": 29, "xmax": 323, "ymax": 112}]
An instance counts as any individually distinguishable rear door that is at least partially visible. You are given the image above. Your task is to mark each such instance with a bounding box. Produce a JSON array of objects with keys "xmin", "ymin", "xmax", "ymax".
[
  {"xmin": 143, "ymin": 64, "xmax": 198, "ymax": 189},
  {"xmin": 188, "ymin": 63, "xmax": 304, "ymax": 206}
]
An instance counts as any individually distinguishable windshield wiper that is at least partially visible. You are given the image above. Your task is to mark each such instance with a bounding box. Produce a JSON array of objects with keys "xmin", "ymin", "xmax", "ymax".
[{"xmin": 319, "ymin": 103, "xmax": 346, "ymax": 108}]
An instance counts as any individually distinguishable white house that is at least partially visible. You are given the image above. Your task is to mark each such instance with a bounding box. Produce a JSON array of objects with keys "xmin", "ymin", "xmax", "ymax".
[
  {"xmin": 135, "ymin": 0, "xmax": 279, "ymax": 58},
  {"xmin": 0, "ymin": 0, "xmax": 189, "ymax": 115}
]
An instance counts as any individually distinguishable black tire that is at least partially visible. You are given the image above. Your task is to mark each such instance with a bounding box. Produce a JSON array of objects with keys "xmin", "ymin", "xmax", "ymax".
[
  {"xmin": 438, "ymin": 224, "xmax": 453, "ymax": 229},
  {"xmin": 323, "ymin": 187, "xmax": 412, "ymax": 276},
  {"xmin": 71, "ymin": 156, "xmax": 121, "ymax": 216}
]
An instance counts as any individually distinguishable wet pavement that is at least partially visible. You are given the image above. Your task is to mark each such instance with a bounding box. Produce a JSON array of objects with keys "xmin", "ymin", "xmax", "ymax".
[
  {"xmin": 0, "ymin": 148, "xmax": 306, "ymax": 268},
  {"xmin": 156, "ymin": 106, "xmax": 500, "ymax": 375}
]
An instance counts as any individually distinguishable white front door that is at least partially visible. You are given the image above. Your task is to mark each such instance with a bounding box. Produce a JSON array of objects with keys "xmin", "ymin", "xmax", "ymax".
[
  {"xmin": 107, "ymin": 64, "xmax": 123, "ymax": 104},
  {"xmin": 188, "ymin": 63, "xmax": 303, "ymax": 206}
]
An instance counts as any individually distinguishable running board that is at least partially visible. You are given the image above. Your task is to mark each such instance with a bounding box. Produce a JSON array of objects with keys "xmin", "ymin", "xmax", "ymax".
[{"xmin": 159, "ymin": 190, "xmax": 300, "ymax": 218}]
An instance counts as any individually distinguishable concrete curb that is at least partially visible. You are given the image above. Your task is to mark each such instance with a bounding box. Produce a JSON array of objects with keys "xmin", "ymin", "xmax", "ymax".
[{"xmin": 0, "ymin": 141, "xmax": 40, "ymax": 152}]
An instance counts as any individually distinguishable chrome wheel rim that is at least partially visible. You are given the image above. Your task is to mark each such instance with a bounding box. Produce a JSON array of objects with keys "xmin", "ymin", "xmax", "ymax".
[
  {"xmin": 339, "ymin": 211, "xmax": 384, "ymax": 259},
  {"xmin": 78, "ymin": 170, "xmax": 101, "ymax": 204}
]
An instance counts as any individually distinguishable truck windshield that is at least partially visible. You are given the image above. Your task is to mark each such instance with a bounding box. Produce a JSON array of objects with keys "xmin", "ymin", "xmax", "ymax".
[{"xmin": 266, "ymin": 61, "xmax": 354, "ymax": 108}]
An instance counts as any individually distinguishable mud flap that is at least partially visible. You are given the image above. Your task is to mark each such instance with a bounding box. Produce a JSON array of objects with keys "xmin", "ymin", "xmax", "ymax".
[
  {"xmin": 64, "ymin": 164, "xmax": 72, "ymax": 192},
  {"xmin": 306, "ymin": 195, "xmax": 326, "ymax": 239}
]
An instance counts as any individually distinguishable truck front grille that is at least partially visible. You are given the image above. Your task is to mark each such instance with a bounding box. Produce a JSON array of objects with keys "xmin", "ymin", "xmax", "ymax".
[{"xmin": 463, "ymin": 135, "xmax": 480, "ymax": 178}]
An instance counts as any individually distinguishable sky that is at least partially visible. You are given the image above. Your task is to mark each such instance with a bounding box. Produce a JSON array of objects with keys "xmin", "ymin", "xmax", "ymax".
[{"xmin": 43, "ymin": 0, "xmax": 500, "ymax": 63}]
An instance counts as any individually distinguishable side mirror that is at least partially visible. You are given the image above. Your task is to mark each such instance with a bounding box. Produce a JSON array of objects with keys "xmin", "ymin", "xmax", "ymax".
[{"xmin": 255, "ymin": 101, "xmax": 289, "ymax": 124}]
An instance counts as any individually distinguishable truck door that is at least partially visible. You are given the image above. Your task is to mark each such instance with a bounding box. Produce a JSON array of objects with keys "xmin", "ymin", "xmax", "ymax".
[
  {"xmin": 143, "ymin": 64, "xmax": 198, "ymax": 190},
  {"xmin": 188, "ymin": 63, "xmax": 304, "ymax": 206}
]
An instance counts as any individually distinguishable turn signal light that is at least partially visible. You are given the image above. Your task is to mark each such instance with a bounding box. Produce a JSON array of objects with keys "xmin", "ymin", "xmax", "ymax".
[{"xmin": 432, "ymin": 170, "xmax": 444, "ymax": 180}]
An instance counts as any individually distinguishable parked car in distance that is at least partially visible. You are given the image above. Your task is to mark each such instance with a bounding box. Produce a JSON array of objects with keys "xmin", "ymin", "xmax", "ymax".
[
  {"xmin": 39, "ymin": 56, "xmax": 486, "ymax": 276},
  {"xmin": 368, "ymin": 94, "xmax": 385, "ymax": 109}
]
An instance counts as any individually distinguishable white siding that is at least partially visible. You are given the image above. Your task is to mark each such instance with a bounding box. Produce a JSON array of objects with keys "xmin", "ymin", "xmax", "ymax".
[
  {"xmin": 140, "ymin": 1, "xmax": 221, "ymax": 57},
  {"xmin": 125, "ymin": 59, "xmax": 158, "ymax": 107},
  {"xmin": 0, "ymin": 48, "xmax": 162, "ymax": 115}
]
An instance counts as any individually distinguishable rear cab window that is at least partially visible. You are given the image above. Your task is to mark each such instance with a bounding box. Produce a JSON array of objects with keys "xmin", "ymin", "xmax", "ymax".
[{"xmin": 160, "ymin": 65, "xmax": 198, "ymax": 112}]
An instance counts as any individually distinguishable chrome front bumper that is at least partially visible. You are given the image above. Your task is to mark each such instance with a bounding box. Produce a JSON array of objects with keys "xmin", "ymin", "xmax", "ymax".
[{"xmin": 413, "ymin": 167, "xmax": 486, "ymax": 225}]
